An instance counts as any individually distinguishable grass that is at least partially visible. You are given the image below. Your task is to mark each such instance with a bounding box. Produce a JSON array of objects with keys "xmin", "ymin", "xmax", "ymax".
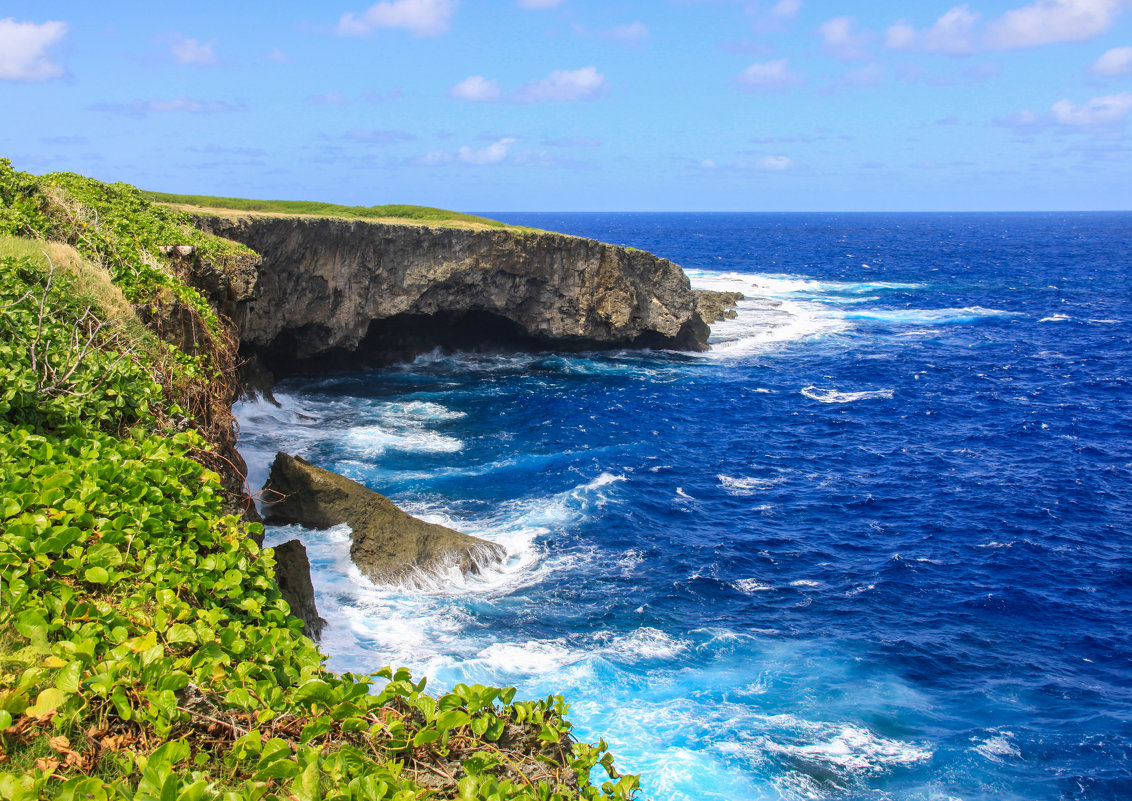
[{"xmin": 141, "ymin": 191, "xmax": 512, "ymax": 229}]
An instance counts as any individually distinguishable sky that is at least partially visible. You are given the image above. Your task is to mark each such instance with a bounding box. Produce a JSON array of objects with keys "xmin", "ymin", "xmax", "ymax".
[{"xmin": 2, "ymin": 0, "xmax": 1131, "ymax": 211}]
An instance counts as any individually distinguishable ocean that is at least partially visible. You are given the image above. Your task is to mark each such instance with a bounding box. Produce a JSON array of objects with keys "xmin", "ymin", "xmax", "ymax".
[{"xmin": 234, "ymin": 212, "xmax": 1132, "ymax": 801}]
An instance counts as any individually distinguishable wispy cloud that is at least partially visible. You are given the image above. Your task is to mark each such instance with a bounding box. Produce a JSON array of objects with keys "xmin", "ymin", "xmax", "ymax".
[
  {"xmin": 1052, "ymin": 92, "xmax": 1132, "ymax": 126},
  {"xmin": 884, "ymin": 5, "xmax": 980, "ymax": 55},
  {"xmin": 420, "ymin": 136, "xmax": 518, "ymax": 166},
  {"xmin": 449, "ymin": 68, "xmax": 603, "ymax": 103},
  {"xmin": 170, "ymin": 35, "xmax": 217, "ymax": 65},
  {"xmin": 995, "ymin": 92, "xmax": 1132, "ymax": 131},
  {"xmin": 749, "ymin": 0, "xmax": 803, "ymax": 34},
  {"xmin": 517, "ymin": 0, "xmax": 564, "ymax": 7},
  {"xmin": 0, "ymin": 18, "xmax": 67, "ymax": 82},
  {"xmin": 818, "ymin": 16, "xmax": 872, "ymax": 61},
  {"xmin": 986, "ymin": 0, "xmax": 1126, "ymax": 49},
  {"xmin": 90, "ymin": 96, "xmax": 247, "ymax": 118},
  {"xmin": 735, "ymin": 59, "xmax": 804, "ymax": 92},
  {"xmin": 264, "ymin": 47, "xmax": 290, "ymax": 62},
  {"xmin": 336, "ymin": 0, "xmax": 456, "ymax": 37},
  {"xmin": 449, "ymin": 75, "xmax": 502, "ymax": 101},
  {"xmin": 1091, "ymin": 46, "xmax": 1132, "ymax": 76},
  {"xmin": 574, "ymin": 21, "xmax": 650, "ymax": 47},
  {"xmin": 459, "ymin": 137, "xmax": 516, "ymax": 164},
  {"xmin": 923, "ymin": 5, "xmax": 981, "ymax": 54},
  {"xmin": 514, "ymin": 66, "xmax": 605, "ymax": 102}
]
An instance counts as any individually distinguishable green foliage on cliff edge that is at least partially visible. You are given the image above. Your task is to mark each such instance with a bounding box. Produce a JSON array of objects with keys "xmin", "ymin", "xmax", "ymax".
[
  {"xmin": 141, "ymin": 191, "xmax": 509, "ymax": 230},
  {"xmin": 0, "ymin": 163, "xmax": 639, "ymax": 800}
]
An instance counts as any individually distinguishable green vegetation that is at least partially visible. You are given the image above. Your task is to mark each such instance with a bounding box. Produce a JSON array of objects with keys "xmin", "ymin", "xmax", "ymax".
[
  {"xmin": 141, "ymin": 191, "xmax": 510, "ymax": 229},
  {"xmin": 0, "ymin": 161, "xmax": 638, "ymax": 800}
]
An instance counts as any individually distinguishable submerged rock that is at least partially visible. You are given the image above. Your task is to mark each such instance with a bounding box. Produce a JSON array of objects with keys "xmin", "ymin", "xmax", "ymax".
[
  {"xmin": 271, "ymin": 539, "xmax": 326, "ymax": 641},
  {"xmin": 262, "ymin": 452, "xmax": 505, "ymax": 584}
]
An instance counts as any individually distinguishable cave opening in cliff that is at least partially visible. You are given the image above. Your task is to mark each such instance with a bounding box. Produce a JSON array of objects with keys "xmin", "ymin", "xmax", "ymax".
[{"xmin": 257, "ymin": 310, "xmax": 569, "ymax": 375}]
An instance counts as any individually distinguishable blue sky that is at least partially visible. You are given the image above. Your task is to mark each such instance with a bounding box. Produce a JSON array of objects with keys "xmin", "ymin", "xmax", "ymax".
[{"xmin": 2, "ymin": 0, "xmax": 1130, "ymax": 211}]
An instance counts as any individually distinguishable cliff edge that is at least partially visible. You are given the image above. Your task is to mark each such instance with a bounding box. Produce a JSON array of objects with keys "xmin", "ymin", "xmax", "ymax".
[{"xmin": 197, "ymin": 214, "xmax": 710, "ymax": 373}]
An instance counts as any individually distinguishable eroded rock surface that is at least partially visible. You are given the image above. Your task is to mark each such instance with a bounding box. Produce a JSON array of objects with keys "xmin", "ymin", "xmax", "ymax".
[
  {"xmin": 262, "ymin": 452, "xmax": 505, "ymax": 584},
  {"xmin": 196, "ymin": 215, "xmax": 710, "ymax": 373},
  {"xmin": 694, "ymin": 290, "xmax": 745, "ymax": 323},
  {"xmin": 271, "ymin": 539, "xmax": 326, "ymax": 640}
]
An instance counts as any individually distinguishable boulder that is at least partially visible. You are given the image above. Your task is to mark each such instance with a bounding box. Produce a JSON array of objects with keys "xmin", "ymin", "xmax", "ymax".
[
  {"xmin": 271, "ymin": 539, "xmax": 326, "ymax": 640},
  {"xmin": 262, "ymin": 452, "xmax": 505, "ymax": 584}
]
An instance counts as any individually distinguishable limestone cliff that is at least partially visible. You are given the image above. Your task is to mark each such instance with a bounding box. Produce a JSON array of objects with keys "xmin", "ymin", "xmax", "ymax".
[{"xmin": 195, "ymin": 215, "xmax": 710, "ymax": 373}]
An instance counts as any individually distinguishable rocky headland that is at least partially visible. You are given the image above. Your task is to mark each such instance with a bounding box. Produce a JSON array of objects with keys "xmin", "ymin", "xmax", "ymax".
[{"xmin": 194, "ymin": 213, "xmax": 716, "ymax": 376}]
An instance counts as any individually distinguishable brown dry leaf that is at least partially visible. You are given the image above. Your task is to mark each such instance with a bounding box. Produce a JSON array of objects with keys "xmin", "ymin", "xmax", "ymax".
[
  {"xmin": 48, "ymin": 735, "xmax": 71, "ymax": 752},
  {"xmin": 34, "ymin": 756, "xmax": 60, "ymax": 773},
  {"xmin": 99, "ymin": 735, "xmax": 123, "ymax": 753}
]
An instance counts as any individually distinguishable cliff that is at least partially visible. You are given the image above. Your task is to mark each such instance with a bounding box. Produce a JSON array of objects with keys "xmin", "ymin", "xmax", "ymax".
[{"xmin": 196, "ymin": 214, "xmax": 710, "ymax": 373}]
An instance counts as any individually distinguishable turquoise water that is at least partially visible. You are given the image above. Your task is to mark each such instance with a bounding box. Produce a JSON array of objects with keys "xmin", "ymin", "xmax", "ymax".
[{"xmin": 236, "ymin": 213, "xmax": 1132, "ymax": 800}]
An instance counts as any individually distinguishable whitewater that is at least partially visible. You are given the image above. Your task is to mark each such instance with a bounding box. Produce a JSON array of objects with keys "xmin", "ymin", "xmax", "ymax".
[{"xmin": 235, "ymin": 212, "xmax": 1132, "ymax": 800}]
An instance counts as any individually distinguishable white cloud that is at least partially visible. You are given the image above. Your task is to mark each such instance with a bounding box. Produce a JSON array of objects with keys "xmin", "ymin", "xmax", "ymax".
[
  {"xmin": 987, "ymin": 0, "xmax": 1126, "ymax": 49},
  {"xmin": 514, "ymin": 66, "xmax": 604, "ymax": 102},
  {"xmin": 264, "ymin": 47, "xmax": 290, "ymax": 62},
  {"xmin": 818, "ymin": 16, "xmax": 871, "ymax": 61},
  {"xmin": 756, "ymin": 155, "xmax": 794, "ymax": 170},
  {"xmin": 735, "ymin": 59, "xmax": 804, "ymax": 91},
  {"xmin": 770, "ymin": 0, "xmax": 803, "ymax": 20},
  {"xmin": 517, "ymin": 0, "xmax": 564, "ymax": 7},
  {"xmin": 0, "ymin": 18, "xmax": 67, "ymax": 82},
  {"xmin": 449, "ymin": 75, "xmax": 502, "ymax": 101},
  {"xmin": 336, "ymin": 0, "xmax": 456, "ymax": 37},
  {"xmin": 700, "ymin": 158, "xmax": 717, "ymax": 169},
  {"xmin": 1091, "ymin": 45, "xmax": 1132, "ymax": 75},
  {"xmin": 602, "ymin": 21, "xmax": 650, "ymax": 46},
  {"xmin": 170, "ymin": 36, "xmax": 217, "ymax": 65},
  {"xmin": 1051, "ymin": 92, "xmax": 1132, "ymax": 126},
  {"xmin": 885, "ymin": 20, "xmax": 918, "ymax": 50},
  {"xmin": 458, "ymin": 137, "xmax": 516, "ymax": 164},
  {"xmin": 923, "ymin": 5, "xmax": 981, "ymax": 54},
  {"xmin": 993, "ymin": 108, "xmax": 1046, "ymax": 129}
]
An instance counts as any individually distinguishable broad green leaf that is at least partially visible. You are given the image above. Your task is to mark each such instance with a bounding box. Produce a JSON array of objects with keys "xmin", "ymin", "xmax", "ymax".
[{"xmin": 83, "ymin": 566, "xmax": 109, "ymax": 584}]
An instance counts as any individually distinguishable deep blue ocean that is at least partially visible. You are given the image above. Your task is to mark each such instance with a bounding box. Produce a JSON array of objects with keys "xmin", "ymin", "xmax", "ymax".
[{"xmin": 236, "ymin": 213, "xmax": 1132, "ymax": 801}]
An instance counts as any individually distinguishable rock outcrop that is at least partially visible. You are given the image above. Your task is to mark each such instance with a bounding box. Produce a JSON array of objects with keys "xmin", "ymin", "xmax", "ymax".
[
  {"xmin": 694, "ymin": 290, "xmax": 744, "ymax": 323},
  {"xmin": 196, "ymin": 215, "xmax": 710, "ymax": 374},
  {"xmin": 262, "ymin": 452, "xmax": 505, "ymax": 584},
  {"xmin": 271, "ymin": 539, "xmax": 326, "ymax": 640}
]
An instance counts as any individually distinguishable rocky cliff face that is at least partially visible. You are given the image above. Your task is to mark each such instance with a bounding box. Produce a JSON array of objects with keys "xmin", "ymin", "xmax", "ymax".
[{"xmin": 196, "ymin": 215, "xmax": 709, "ymax": 373}]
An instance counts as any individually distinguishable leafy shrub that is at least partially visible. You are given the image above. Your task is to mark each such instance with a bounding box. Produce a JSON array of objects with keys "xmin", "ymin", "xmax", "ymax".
[{"xmin": 0, "ymin": 162, "xmax": 639, "ymax": 800}]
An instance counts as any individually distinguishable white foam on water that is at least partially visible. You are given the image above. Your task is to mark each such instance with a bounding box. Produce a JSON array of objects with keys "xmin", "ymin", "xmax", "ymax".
[
  {"xmin": 790, "ymin": 580, "xmax": 821, "ymax": 588},
  {"xmin": 342, "ymin": 424, "xmax": 463, "ymax": 457},
  {"xmin": 973, "ymin": 731, "xmax": 1021, "ymax": 762},
  {"xmin": 1039, "ymin": 314, "xmax": 1071, "ymax": 323},
  {"xmin": 839, "ymin": 306, "xmax": 1020, "ymax": 324},
  {"xmin": 801, "ymin": 386, "xmax": 895, "ymax": 403},
  {"xmin": 735, "ymin": 578, "xmax": 776, "ymax": 593},
  {"xmin": 593, "ymin": 627, "xmax": 691, "ymax": 662},
  {"xmin": 718, "ymin": 475, "xmax": 777, "ymax": 495},
  {"xmin": 749, "ymin": 717, "xmax": 933, "ymax": 778}
]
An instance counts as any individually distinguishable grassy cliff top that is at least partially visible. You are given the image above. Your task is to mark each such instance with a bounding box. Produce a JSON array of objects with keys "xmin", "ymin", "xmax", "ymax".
[{"xmin": 142, "ymin": 191, "xmax": 518, "ymax": 231}]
